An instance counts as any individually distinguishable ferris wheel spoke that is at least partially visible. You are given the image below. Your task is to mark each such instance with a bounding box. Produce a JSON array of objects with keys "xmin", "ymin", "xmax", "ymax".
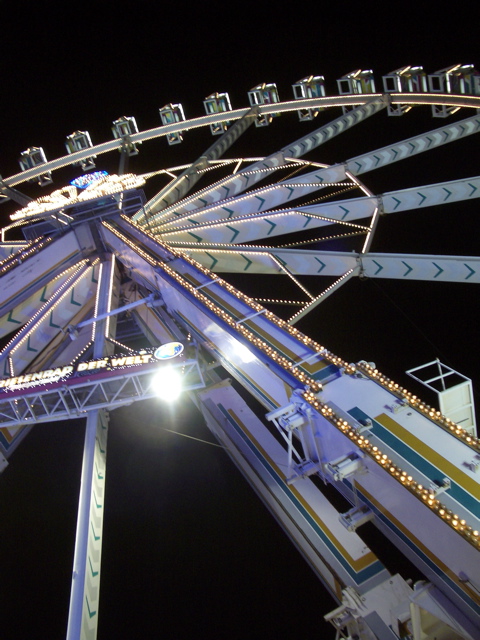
[
  {"xmin": 347, "ymin": 112, "xmax": 480, "ymax": 176},
  {"xmin": 183, "ymin": 245, "xmax": 480, "ymax": 285},
  {"xmin": 279, "ymin": 95, "xmax": 386, "ymax": 159},
  {"xmin": 149, "ymin": 115, "xmax": 480, "ymax": 239},
  {"xmin": 147, "ymin": 166, "xmax": 350, "ymax": 236},
  {"xmin": 162, "ymin": 205, "xmax": 369, "ymax": 245},
  {"xmin": 361, "ymin": 252, "xmax": 480, "ymax": 283},
  {"xmin": 183, "ymin": 246, "xmax": 359, "ymax": 276},
  {"xmin": 141, "ymin": 98, "xmax": 385, "ymax": 226},
  {"xmin": 381, "ymin": 176, "xmax": 480, "ymax": 214},
  {"xmin": 135, "ymin": 107, "xmax": 260, "ymax": 223}
]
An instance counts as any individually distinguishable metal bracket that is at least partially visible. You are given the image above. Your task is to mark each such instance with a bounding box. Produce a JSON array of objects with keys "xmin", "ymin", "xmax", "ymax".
[{"xmin": 339, "ymin": 505, "xmax": 374, "ymax": 531}]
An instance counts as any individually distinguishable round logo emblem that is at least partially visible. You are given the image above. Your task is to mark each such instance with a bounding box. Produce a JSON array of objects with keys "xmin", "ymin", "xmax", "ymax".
[{"xmin": 154, "ymin": 342, "xmax": 184, "ymax": 360}]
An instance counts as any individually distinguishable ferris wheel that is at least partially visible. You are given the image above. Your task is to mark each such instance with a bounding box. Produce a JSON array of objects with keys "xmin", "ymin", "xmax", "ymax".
[{"xmin": 1, "ymin": 65, "xmax": 480, "ymax": 640}]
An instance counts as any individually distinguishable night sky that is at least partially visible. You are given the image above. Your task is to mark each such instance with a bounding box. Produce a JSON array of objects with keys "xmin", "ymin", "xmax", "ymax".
[{"xmin": 0, "ymin": 3, "xmax": 478, "ymax": 638}]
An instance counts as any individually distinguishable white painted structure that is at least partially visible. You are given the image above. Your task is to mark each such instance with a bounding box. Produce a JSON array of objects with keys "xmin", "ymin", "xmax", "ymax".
[{"xmin": 1, "ymin": 71, "xmax": 480, "ymax": 639}]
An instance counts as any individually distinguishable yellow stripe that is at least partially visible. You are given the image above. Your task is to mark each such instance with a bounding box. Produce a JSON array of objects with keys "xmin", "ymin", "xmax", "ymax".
[
  {"xmin": 0, "ymin": 425, "xmax": 25, "ymax": 444},
  {"xmin": 228, "ymin": 407, "xmax": 379, "ymax": 573},
  {"xmin": 376, "ymin": 413, "xmax": 480, "ymax": 500},
  {"xmin": 357, "ymin": 480, "xmax": 480, "ymax": 605}
]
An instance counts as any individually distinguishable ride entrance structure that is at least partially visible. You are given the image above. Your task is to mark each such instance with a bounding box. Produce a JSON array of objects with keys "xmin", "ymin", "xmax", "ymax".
[{"xmin": 1, "ymin": 66, "xmax": 480, "ymax": 640}]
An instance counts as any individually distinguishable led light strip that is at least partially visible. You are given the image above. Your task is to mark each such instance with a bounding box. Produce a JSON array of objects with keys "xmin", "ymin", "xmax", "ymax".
[{"xmin": 118, "ymin": 216, "xmax": 480, "ymax": 546}]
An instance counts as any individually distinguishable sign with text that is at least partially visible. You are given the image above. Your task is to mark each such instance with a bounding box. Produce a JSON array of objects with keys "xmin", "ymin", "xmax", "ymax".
[{"xmin": 0, "ymin": 344, "xmax": 185, "ymax": 391}]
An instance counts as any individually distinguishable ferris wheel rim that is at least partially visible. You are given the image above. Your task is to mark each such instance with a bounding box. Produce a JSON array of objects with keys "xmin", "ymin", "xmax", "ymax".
[{"xmin": 1, "ymin": 92, "xmax": 479, "ymax": 188}]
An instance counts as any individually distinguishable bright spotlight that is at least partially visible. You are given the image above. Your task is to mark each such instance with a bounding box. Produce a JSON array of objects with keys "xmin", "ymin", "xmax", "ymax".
[{"xmin": 151, "ymin": 367, "xmax": 182, "ymax": 401}]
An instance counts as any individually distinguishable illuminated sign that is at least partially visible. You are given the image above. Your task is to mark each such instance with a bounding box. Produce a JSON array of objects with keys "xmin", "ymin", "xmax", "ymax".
[
  {"xmin": 70, "ymin": 171, "xmax": 108, "ymax": 189},
  {"xmin": 0, "ymin": 344, "xmax": 184, "ymax": 391},
  {"xmin": 154, "ymin": 342, "xmax": 184, "ymax": 360},
  {"xmin": 10, "ymin": 173, "xmax": 146, "ymax": 221}
]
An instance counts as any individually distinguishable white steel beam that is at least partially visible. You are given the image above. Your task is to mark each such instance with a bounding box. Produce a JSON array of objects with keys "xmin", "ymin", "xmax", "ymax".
[
  {"xmin": 159, "ymin": 174, "xmax": 479, "ymax": 247},
  {"xmin": 347, "ymin": 114, "xmax": 480, "ymax": 176},
  {"xmin": 0, "ymin": 231, "xmax": 90, "ymax": 317},
  {"xmin": 181, "ymin": 247, "xmax": 480, "ymax": 283},
  {"xmin": 136, "ymin": 106, "xmax": 260, "ymax": 221},
  {"xmin": 361, "ymin": 253, "xmax": 480, "ymax": 283},
  {"xmin": 66, "ymin": 255, "xmax": 116, "ymax": 640},
  {"xmin": 149, "ymin": 117, "xmax": 480, "ymax": 242},
  {"xmin": 0, "ymin": 359, "xmax": 205, "ymax": 429},
  {"xmin": 142, "ymin": 97, "xmax": 385, "ymax": 227}
]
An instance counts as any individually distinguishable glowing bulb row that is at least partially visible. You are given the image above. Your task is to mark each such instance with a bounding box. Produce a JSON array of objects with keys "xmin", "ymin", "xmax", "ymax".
[
  {"xmin": 356, "ymin": 361, "xmax": 480, "ymax": 453},
  {"xmin": 288, "ymin": 269, "xmax": 356, "ymax": 323},
  {"xmin": 1, "ymin": 261, "xmax": 90, "ymax": 362},
  {"xmin": 301, "ymin": 388, "xmax": 480, "ymax": 548},
  {"xmin": 0, "ymin": 236, "xmax": 53, "ymax": 276},
  {"xmin": 158, "ymin": 181, "xmax": 355, "ymax": 235},
  {"xmin": 121, "ymin": 216, "xmax": 480, "ymax": 545}
]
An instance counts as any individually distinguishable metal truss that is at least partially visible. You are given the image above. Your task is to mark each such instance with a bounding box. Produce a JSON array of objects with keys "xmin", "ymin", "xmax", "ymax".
[{"xmin": 0, "ymin": 359, "xmax": 205, "ymax": 428}]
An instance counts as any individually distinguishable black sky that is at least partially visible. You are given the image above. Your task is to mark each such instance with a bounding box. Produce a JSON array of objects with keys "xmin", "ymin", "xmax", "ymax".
[{"xmin": 0, "ymin": 2, "xmax": 478, "ymax": 638}]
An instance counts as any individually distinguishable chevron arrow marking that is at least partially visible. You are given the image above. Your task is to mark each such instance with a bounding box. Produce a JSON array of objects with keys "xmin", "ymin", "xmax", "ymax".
[
  {"xmin": 240, "ymin": 254, "xmax": 252, "ymax": 271},
  {"xmin": 372, "ymin": 260, "xmax": 383, "ymax": 275},
  {"xmin": 464, "ymin": 264, "xmax": 475, "ymax": 280},
  {"xmin": 89, "ymin": 557, "xmax": 99, "ymax": 578},
  {"xmin": 442, "ymin": 188, "xmax": 452, "ymax": 201},
  {"xmin": 205, "ymin": 252, "xmax": 218, "ymax": 270},
  {"xmin": 86, "ymin": 596, "xmax": 97, "ymax": 619},
  {"xmin": 222, "ymin": 207, "xmax": 234, "ymax": 218},
  {"xmin": 391, "ymin": 197, "xmax": 401, "ymax": 211},
  {"xmin": 255, "ymin": 196, "xmax": 266, "ymax": 211},
  {"xmin": 40, "ymin": 286, "xmax": 48, "ymax": 303},
  {"xmin": 226, "ymin": 226, "xmax": 239, "ymax": 243},
  {"xmin": 96, "ymin": 435, "xmax": 105, "ymax": 454},
  {"xmin": 265, "ymin": 220, "xmax": 276, "ymax": 235},
  {"xmin": 417, "ymin": 192, "xmax": 426, "ymax": 206},
  {"xmin": 468, "ymin": 183, "xmax": 478, "ymax": 197},
  {"xmin": 402, "ymin": 261, "xmax": 413, "ymax": 277},
  {"xmin": 90, "ymin": 521, "xmax": 100, "ymax": 542},
  {"xmin": 302, "ymin": 216, "xmax": 312, "ymax": 228},
  {"xmin": 26, "ymin": 336, "xmax": 38, "ymax": 352},
  {"xmin": 315, "ymin": 258, "xmax": 326, "ymax": 273},
  {"xmin": 70, "ymin": 288, "xmax": 81, "ymax": 306},
  {"xmin": 188, "ymin": 232, "xmax": 203, "ymax": 243},
  {"xmin": 432, "ymin": 262, "xmax": 444, "ymax": 278},
  {"xmin": 339, "ymin": 206, "xmax": 349, "ymax": 220},
  {"xmin": 285, "ymin": 186, "xmax": 295, "ymax": 200},
  {"xmin": 95, "ymin": 462, "xmax": 104, "ymax": 480},
  {"xmin": 7, "ymin": 310, "xmax": 21, "ymax": 324},
  {"xmin": 49, "ymin": 312, "xmax": 61, "ymax": 328}
]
